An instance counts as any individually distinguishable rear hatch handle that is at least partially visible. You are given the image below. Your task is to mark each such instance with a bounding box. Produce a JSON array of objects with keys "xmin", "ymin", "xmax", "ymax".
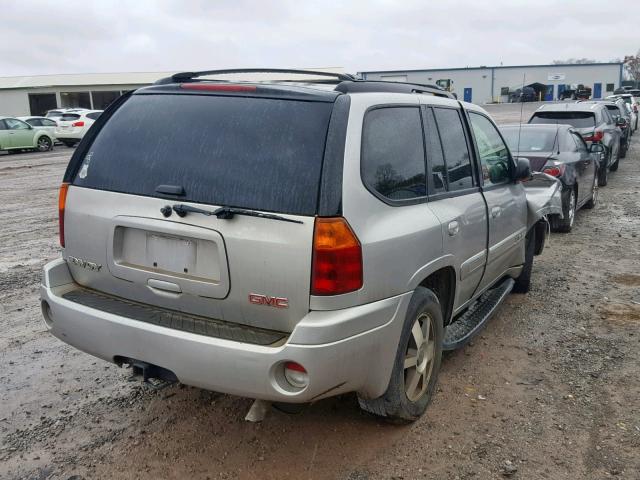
[{"xmin": 168, "ymin": 204, "xmax": 304, "ymax": 224}]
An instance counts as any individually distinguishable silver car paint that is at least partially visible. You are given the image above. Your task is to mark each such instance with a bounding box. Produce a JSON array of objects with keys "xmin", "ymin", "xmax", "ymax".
[
  {"xmin": 42, "ymin": 89, "xmax": 561, "ymax": 403},
  {"xmin": 63, "ymin": 186, "xmax": 315, "ymax": 332},
  {"xmin": 42, "ymin": 258, "xmax": 410, "ymax": 401}
]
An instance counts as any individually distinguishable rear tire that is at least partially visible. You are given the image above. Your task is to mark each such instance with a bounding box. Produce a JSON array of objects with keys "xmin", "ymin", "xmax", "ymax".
[
  {"xmin": 550, "ymin": 187, "xmax": 576, "ymax": 233},
  {"xmin": 513, "ymin": 227, "xmax": 535, "ymax": 294},
  {"xmin": 357, "ymin": 287, "xmax": 443, "ymax": 423},
  {"xmin": 36, "ymin": 136, "xmax": 52, "ymax": 152}
]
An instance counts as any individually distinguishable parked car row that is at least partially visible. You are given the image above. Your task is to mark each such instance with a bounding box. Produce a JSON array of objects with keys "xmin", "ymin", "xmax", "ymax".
[
  {"xmin": 500, "ymin": 96, "xmax": 634, "ymax": 233},
  {"xmin": 0, "ymin": 108, "xmax": 102, "ymax": 153}
]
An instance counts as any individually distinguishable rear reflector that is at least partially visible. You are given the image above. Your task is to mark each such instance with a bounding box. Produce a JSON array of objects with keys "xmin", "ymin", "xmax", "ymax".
[
  {"xmin": 58, "ymin": 183, "xmax": 69, "ymax": 247},
  {"xmin": 180, "ymin": 83, "xmax": 257, "ymax": 92},
  {"xmin": 71, "ymin": 121, "xmax": 84, "ymax": 127},
  {"xmin": 283, "ymin": 362, "xmax": 308, "ymax": 389},
  {"xmin": 311, "ymin": 217, "xmax": 363, "ymax": 296}
]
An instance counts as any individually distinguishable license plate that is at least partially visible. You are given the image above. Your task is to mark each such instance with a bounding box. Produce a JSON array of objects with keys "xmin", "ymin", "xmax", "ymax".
[{"xmin": 146, "ymin": 234, "xmax": 196, "ymax": 273}]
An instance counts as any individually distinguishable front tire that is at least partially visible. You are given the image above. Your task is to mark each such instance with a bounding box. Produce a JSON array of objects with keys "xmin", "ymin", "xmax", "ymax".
[
  {"xmin": 358, "ymin": 287, "xmax": 443, "ymax": 422},
  {"xmin": 598, "ymin": 160, "xmax": 609, "ymax": 186},
  {"xmin": 550, "ymin": 187, "xmax": 576, "ymax": 233},
  {"xmin": 583, "ymin": 179, "xmax": 598, "ymax": 209},
  {"xmin": 513, "ymin": 227, "xmax": 535, "ymax": 294}
]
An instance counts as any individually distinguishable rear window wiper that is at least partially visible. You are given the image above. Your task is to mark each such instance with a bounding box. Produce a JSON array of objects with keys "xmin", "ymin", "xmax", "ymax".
[{"xmin": 169, "ymin": 204, "xmax": 303, "ymax": 224}]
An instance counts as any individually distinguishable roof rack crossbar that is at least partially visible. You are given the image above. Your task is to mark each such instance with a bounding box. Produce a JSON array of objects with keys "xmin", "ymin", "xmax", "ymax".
[{"xmin": 155, "ymin": 68, "xmax": 356, "ymax": 85}]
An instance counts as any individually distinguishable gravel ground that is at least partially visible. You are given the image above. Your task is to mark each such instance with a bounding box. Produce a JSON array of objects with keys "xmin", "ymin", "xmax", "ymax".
[{"xmin": 1, "ymin": 102, "xmax": 639, "ymax": 479}]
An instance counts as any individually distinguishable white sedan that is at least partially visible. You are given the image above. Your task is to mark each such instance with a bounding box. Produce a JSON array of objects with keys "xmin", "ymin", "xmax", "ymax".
[{"xmin": 55, "ymin": 110, "xmax": 103, "ymax": 147}]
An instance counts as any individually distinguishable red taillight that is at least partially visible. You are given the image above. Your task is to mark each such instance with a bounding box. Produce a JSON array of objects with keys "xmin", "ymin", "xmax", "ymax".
[
  {"xmin": 543, "ymin": 165, "xmax": 565, "ymax": 177},
  {"xmin": 180, "ymin": 83, "xmax": 257, "ymax": 92},
  {"xmin": 58, "ymin": 183, "xmax": 69, "ymax": 247},
  {"xmin": 71, "ymin": 121, "xmax": 84, "ymax": 127},
  {"xmin": 584, "ymin": 130, "xmax": 603, "ymax": 142},
  {"xmin": 311, "ymin": 217, "xmax": 363, "ymax": 296}
]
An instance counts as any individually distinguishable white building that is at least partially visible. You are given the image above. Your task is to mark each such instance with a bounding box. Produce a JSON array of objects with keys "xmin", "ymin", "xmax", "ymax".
[
  {"xmin": 0, "ymin": 68, "xmax": 345, "ymax": 117},
  {"xmin": 360, "ymin": 62, "xmax": 625, "ymax": 104}
]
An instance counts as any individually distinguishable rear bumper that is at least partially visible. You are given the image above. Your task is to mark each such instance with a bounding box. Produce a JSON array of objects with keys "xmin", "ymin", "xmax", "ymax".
[
  {"xmin": 54, "ymin": 130, "xmax": 83, "ymax": 140},
  {"xmin": 40, "ymin": 259, "xmax": 410, "ymax": 402}
]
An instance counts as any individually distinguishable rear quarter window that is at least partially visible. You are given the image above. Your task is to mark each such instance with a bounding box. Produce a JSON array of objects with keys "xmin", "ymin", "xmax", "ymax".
[
  {"xmin": 72, "ymin": 93, "xmax": 334, "ymax": 216},
  {"xmin": 361, "ymin": 107, "xmax": 426, "ymax": 201}
]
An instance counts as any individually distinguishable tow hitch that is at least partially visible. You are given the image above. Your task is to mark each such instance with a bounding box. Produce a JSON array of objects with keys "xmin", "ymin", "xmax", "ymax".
[{"xmin": 116, "ymin": 357, "xmax": 178, "ymax": 389}]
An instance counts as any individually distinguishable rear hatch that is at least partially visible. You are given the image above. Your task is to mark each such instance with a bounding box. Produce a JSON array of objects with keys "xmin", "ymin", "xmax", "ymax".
[
  {"xmin": 63, "ymin": 89, "xmax": 335, "ymax": 332},
  {"xmin": 501, "ymin": 127, "xmax": 558, "ymax": 172},
  {"xmin": 55, "ymin": 113, "xmax": 83, "ymax": 136},
  {"xmin": 529, "ymin": 111, "xmax": 596, "ymax": 139}
]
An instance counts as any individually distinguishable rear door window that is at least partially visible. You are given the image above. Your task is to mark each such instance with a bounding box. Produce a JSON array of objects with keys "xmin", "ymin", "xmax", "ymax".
[
  {"xmin": 432, "ymin": 107, "xmax": 474, "ymax": 191},
  {"xmin": 73, "ymin": 93, "xmax": 333, "ymax": 216},
  {"xmin": 26, "ymin": 118, "xmax": 42, "ymax": 127},
  {"xmin": 361, "ymin": 106, "xmax": 426, "ymax": 201},
  {"xmin": 529, "ymin": 112, "xmax": 595, "ymax": 129}
]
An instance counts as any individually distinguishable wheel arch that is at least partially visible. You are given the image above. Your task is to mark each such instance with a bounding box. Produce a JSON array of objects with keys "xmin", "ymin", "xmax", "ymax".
[{"xmin": 417, "ymin": 267, "xmax": 456, "ymax": 326}]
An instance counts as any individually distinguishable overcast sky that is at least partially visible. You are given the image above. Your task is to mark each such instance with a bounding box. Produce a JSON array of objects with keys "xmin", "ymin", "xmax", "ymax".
[{"xmin": 1, "ymin": 0, "xmax": 639, "ymax": 77}]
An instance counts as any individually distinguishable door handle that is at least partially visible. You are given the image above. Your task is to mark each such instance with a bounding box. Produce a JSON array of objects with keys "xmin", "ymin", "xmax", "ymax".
[
  {"xmin": 491, "ymin": 206, "xmax": 502, "ymax": 218},
  {"xmin": 448, "ymin": 221, "xmax": 459, "ymax": 236}
]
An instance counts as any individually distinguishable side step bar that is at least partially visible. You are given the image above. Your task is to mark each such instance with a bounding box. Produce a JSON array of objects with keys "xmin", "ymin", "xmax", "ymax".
[{"xmin": 442, "ymin": 278, "xmax": 515, "ymax": 351}]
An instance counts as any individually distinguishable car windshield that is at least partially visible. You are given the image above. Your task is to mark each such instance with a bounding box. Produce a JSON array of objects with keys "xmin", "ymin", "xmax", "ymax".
[
  {"xmin": 501, "ymin": 128, "xmax": 556, "ymax": 153},
  {"xmin": 530, "ymin": 112, "xmax": 595, "ymax": 129},
  {"xmin": 72, "ymin": 93, "xmax": 334, "ymax": 216}
]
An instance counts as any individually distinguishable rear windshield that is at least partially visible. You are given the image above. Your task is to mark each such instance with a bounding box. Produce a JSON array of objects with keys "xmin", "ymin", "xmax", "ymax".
[
  {"xmin": 529, "ymin": 112, "xmax": 595, "ymax": 129},
  {"xmin": 501, "ymin": 128, "xmax": 556, "ymax": 153},
  {"xmin": 73, "ymin": 93, "xmax": 333, "ymax": 215},
  {"xmin": 60, "ymin": 114, "xmax": 81, "ymax": 121}
]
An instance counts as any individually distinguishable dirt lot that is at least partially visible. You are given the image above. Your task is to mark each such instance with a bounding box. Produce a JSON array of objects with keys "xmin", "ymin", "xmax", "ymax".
[{"xmin": 1, "ymin": 102, "xmax": 639, "ymax": 479}]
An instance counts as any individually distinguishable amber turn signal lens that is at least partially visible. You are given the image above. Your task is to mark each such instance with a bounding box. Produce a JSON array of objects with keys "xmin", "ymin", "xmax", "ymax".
[{"xmin": 58, "ymin": 183, "xmax": 69, "ymax": 247}]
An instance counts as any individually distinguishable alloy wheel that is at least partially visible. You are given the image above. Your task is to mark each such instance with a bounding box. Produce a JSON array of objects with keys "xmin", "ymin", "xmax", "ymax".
[
  {"xmin": 404, "ymin": 313, "xmax": 436, "ymax": 402},
  {"xmin": 37, "ymin": 137, "xmax": 51, "ymax": 152}
]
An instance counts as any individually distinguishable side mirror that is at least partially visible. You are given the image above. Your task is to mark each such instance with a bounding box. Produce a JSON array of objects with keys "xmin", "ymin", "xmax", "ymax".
[
  {"xmin": 616, "ymin": 117, "xmax": 626, "ymax": 127},
  {"xmin": 513, "ymin": 157, "xmax": 531, "ymax": 181},
  {"xmin": 590, "ymin": 143, "xmax": 605, "ymax": 153}
]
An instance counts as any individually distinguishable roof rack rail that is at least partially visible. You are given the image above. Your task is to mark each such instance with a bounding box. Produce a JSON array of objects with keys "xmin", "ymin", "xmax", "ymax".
[
  {"xmin": 155, "ymin": 68, "xmax": 356, "ymax": 85},
  {"xmin": 335, "ymin": 80, "xmax": 455, "ymax": 99}
]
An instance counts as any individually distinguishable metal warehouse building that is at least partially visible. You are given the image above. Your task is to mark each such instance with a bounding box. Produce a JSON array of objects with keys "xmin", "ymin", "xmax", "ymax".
[
  {"xmin": 0, "ymin": 68, "xmax": 345, "ymax": 117},
  {"xmin": 0, "ymin": 72, "xmax": 176, "ymax": 117},
  {"xmin": 360, "ymin": 62, "xmax": 624, "ymax": 104}
]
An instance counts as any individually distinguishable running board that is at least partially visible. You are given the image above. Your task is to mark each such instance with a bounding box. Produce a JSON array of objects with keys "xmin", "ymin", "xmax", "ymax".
[{"xmin": 442, "ymin": 278, "xmax": 515, "ymax": 351}]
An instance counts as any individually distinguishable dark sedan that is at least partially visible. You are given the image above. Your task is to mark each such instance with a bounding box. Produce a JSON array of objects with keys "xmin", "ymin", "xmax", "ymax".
[{"xmin": 501, "ymin": 124, "xmax": 602, "ymax": 233}]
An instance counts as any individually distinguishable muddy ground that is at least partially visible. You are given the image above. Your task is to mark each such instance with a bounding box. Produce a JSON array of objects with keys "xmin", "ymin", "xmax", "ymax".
[{"xmin": 1, "ymin": 102, "xmax": 639, "ymax": 479}]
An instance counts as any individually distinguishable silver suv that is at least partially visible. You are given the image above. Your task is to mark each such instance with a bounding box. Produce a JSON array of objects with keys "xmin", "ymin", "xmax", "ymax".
[{"xmin": 41, "ymin": 69, "xmax": 558, "ymax": 421}]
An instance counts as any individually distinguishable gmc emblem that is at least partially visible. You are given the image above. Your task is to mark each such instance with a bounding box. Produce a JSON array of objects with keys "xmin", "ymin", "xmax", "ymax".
[{"xmin": 248, "ymin": 293, "xmax": 289, "ymax": 309}]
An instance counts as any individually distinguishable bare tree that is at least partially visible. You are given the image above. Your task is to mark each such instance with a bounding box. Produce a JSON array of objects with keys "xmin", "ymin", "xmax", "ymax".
[{"xmin": 624, "ymin": 50, "xmax": 640, "ymax": 82}]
